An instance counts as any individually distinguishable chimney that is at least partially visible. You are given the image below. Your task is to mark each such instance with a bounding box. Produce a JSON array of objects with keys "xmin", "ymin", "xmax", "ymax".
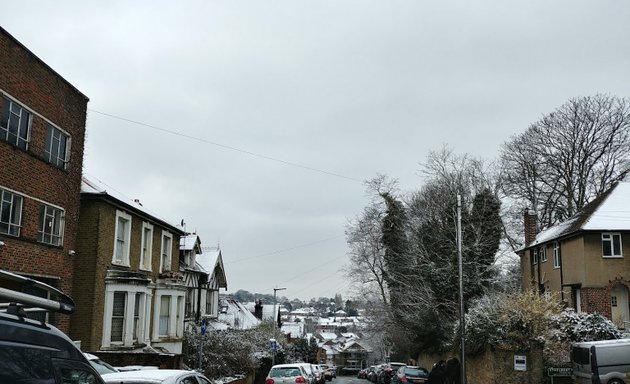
[
  {"xmin": 524, "ymin": 208, "xmax": 538, "ymax": 246},
  {"xmin": 254, "ymin": 299, "xmax": 263, "ymax": 320}
]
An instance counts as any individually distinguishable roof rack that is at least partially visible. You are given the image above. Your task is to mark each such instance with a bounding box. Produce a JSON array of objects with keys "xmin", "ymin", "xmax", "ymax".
[{"xmin": 0, "ymin": 269, "xmax": 75, "ymax": 315}]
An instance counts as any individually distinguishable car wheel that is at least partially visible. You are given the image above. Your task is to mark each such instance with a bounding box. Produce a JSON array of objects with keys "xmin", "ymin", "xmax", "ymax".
[{"xmin": 607, "ymin": 380, "xmax": 624, "ymax": 384}]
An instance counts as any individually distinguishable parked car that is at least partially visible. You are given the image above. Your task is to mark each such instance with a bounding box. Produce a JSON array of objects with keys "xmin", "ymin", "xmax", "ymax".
[
  {"xmin": 0, "ymin": 269, "xmax": 105, "ymax": 384},
  {"xmin": 393, "ymin": 366, "xmax": 429, "ymax": 384},
  {"xmin": 266, "ymin": 363, "xmax": 312, "ymax": 384},
  {"xmin": 357, "ymin": 369, "xmax": 368, "ymax": 379},
  {"xmin": 84, "ymin": 353, "xmax": 119, "ymax": 375},
  {"xmin": 367, "ymin": 365, "xmax": 380, "ymax": 382},
  {"xmin": 296, "ymin": 363, "xmax": 318, "ymax": 384},
  {"xmin": 102, "ymin": 369, "xmax": 211, "ymax": 383},
  {"xmin": 378, "ymin": 363, "xmax": 405, "ymax": 384},
  {"xmin": 313, "ymin": 365, "xmax": 327, "ymax": 384},
  {"xmin": 572, "ymin": 338, "xmax": 630, "ymax": 384},
  {"xmin": 320, "ymin": 364, "xmax": 336, "ymax": 381}
]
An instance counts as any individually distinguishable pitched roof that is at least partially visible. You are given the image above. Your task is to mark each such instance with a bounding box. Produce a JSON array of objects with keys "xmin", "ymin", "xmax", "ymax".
[
  {"xmin": 180, "ymin": 234, "xmax": 201, "ymax": 251},
  {"xmin": 196, "ymin": 247, "xmax": 227, "ymax": 288},
  {"xmin": 214, "ymin": 298, "xmax": 261, "ymax": 330},
  {"xmin": 522, "ymin": 181, "xmax": 630, "ymax": 250},
  {"xmin": 81, "ymin": 176, "xmax": 184, "ymax": 234}
]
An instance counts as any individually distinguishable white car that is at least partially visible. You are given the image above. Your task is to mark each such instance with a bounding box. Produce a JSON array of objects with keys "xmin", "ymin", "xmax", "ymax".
[
  {"xmin": 84, "ymin": 353, "xmax": 119, "ymax": 375},
  {"xmin": 101, "ymin": 369, "xmax": 211, "ymax": 384}
]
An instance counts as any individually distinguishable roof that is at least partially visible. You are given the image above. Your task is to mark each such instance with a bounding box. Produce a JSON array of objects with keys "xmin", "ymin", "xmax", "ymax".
[
  {"xmin": 521, "ymin": 181, "xmax": 630, "ymax": 251},
  {"xmin": 243, "ymin": 303, "xmax": 279, "ymax": 322},
  {"xmin": 215, "ymin": 298, "xmax": 261, "ymax": 330},
  {"xmin": 196, "ymin": 247, "xmax": 227, "ymax": 289},
  {"xmin": 180, "ymin": 234, "xmax": 201, "ymax": 251},
  {"xmin": 281, "ymin": 321, "xmax": 306, "ymax": 338},
  {"xmin": 81, "ymin": 176, "xmax": 184, "ymax": 235}
]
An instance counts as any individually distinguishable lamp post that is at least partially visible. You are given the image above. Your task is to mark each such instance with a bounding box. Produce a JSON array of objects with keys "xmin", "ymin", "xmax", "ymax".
[{"xmin": 272, "ymin": 287, "xmax": 286, "ymax": 365}]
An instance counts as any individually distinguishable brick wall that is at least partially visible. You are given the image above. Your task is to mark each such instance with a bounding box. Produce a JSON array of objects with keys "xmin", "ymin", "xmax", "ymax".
[
  {"xmin": 580, "ymin": 287, "xmax": 611, "ymax": 319},
  {"xmin": 70, "ymin": 201, "xmax": 109, "ymax": 351},
  {"xmin": 0, "ymin": 27, "xmax": 88, "ymax": 334}
]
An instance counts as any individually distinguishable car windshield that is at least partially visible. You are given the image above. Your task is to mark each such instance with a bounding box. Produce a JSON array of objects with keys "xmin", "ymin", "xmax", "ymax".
[
  {"xmin": 404, "ymin": 368, "xmax": 428, "ymax": 377},
  {"xmin": 90, "ymin": 359, "xmax": 119, "ymax": 375},
  {"xmin": 271, "ymin": 367, "xmax": 302, "ymax": 377}
]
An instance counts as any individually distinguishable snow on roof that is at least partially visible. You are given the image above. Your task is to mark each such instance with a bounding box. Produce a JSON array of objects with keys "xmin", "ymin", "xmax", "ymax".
[
  {"xmin": 242, "ymin": 302, "xmax": 278, "ymax": 322},
  {"xmin": 217, "ymin": 298, "xmax": 261, "ymax": 330},
  {"xmin": 196, "ymin": 249, "xmax": 219, "ymax": 274},
  {"xmin": 522, "ymin": 181, "xmax": 630, "ymax": 250},
  {"xmin": 318, "ymin": 332, "xmax": 338, "ymax": 340},
  {"xmin": 341, "ymin": 340, "xmax": 372, "ymax": 353},
  {"xmin": 582, "ymin": 182, "xmax": 630, "ymax": 230},
  {"xmin": 180, "ymin": 234, "xmax": 201, "ymax": 251},
  {"xmin": 195, "ymin": 247, "xmax": 227, "ymax": 288},
  {"xmin": 81, "ymin": 176, "xmax": 183, "ymax": 232},
  {"xmin": 281, "ymin": 321, "xmax": 305, "ymax": 338}
]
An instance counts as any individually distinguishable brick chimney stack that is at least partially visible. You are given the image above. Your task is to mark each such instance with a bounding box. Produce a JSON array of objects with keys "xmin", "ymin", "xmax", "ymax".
[
  {"xmin": 524, "ymin": 208, "xmax": 538, "ymax": 246},
  {"xmin": 254, "ymin": 299, "xmax": 263, "ymax": 320}
]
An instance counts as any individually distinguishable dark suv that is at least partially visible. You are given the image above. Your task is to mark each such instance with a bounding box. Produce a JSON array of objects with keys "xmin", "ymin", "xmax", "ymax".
[{"xmin": 0, "ymin": 269, "xmax": 105, "ymax": 384}]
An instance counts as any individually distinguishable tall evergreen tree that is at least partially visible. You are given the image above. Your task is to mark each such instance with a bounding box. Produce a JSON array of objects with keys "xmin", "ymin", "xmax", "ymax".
[{"xmin": 380, "ymin": 192, "xmax": 409, "ymax": 310}]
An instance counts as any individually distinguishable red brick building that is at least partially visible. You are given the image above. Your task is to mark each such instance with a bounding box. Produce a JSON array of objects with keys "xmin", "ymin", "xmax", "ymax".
[{"xmin": 0, "ymin": 26, "xmax": 88, "ymax": 333}]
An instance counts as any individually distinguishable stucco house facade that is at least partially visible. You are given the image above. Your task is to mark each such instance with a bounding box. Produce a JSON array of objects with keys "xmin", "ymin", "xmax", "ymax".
[{"xmin": 519, "ymin": 181, "xmax": 630, "ymax": 329}]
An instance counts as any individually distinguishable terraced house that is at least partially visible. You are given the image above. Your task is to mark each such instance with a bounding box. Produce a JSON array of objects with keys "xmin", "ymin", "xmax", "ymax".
[
  {"xmin": 519, "ymin": 181, "xmax": 630, "ymax": 329},
  {"xmin": 0, "ymin": 26, "xmax": 88, "ymax": 334},
  {"xmin": 71, "ymin": 177, "xmax": 187, "ymax": 363}
]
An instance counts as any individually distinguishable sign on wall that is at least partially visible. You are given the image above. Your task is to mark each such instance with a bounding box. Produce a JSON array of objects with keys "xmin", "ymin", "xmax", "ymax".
[{"xmin": 514, "ymin": 355, "xmax": 527, "ymax": 371}]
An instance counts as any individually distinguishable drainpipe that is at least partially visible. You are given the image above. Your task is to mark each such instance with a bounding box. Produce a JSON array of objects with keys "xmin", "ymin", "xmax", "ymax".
[{"xmin": 554, "ymin": 249, "xmax": 564, "ymax": 302}]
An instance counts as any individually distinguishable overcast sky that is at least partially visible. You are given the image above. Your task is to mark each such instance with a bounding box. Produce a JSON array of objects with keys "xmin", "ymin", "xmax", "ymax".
[{"xmin": 2, "ymin": 1, "xmax": 628, "ymax": 301}]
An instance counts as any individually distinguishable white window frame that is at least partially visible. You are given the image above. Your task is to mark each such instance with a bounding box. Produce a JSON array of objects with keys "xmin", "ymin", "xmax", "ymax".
[
  {"xmin": 44, "ymin": 124, "xmax": 70, "ymax": 169},
  {"xmin": 140, "ymin": 221, "xmax": 153, "ymax": 271},
  {"xmin": 553, "ymin": 241, "xmax": 561, "ymax": 269},
  {"xmin": 113, "ymin": 210, "xmax": 132, "ymax": 266},
  {"xmin": 602, "ymin": 232, "xmax": 623, "ymax": 258},
  {"xmin": 38, "ymin": 204, "xmax": 64, "ymax": 246},
  {"xmin": 0, "ymin": 187, "xmax": 23, "ymax": 236},
  {"xmin": 101, "ymin": 284, "xmax": 151, "ymax": 349},
  {"xmin": 532, "ymin": 248, "xmax": 538, "ymax": 264},
  {"xmin": 160, "ymin": 230, "xmax": 173, "ymax": 272},
  {"xmin": 540, "ymin": 246, "xmax": 547, "ymax": 263},
  {"xmin": 153, "ymin": 290, "xmax": 186, "ymax": 340}
]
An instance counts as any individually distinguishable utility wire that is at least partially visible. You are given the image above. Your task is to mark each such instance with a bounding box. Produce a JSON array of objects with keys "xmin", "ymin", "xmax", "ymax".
[
  {"xmin": 226, "ymin": 235, "xmax": 345, "ymax": 264},
  {"xmin": 88, "ymin": 109, "xmax": 364, "ymax": 183}
]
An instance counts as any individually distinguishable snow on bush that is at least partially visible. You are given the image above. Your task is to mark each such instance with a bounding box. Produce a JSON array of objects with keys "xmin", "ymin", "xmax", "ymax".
[
  {"xmin": 462, "ymin": 290, "xmax": 622, "ymax": 364},
  {"xmin": 184, "ymin": 323, "xmax": 277, "ymax": 379}
]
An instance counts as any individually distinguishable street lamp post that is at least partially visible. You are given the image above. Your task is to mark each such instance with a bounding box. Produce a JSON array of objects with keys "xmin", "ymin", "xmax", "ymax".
[{"xmin": 272, "ymin": 287, "xmax": 286, "ymax": 366}]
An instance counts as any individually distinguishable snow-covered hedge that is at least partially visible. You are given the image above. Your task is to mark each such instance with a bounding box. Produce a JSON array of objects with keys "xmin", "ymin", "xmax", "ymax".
[
  {"xmin": 462, "ymin": 291, "xmax": 621, "ymax": 364},
  {"xmin": 184, "ymin": 323, "xmax": 277, "ymax": 379}
]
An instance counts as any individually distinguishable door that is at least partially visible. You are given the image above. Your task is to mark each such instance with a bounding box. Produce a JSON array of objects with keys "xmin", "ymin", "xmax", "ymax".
[{"xmin": 610, "ymin": 284, "xmax": 630, "ymax": 329}]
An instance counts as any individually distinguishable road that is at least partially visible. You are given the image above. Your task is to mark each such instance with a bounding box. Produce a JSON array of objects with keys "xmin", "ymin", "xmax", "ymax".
[{"xmin": 332, "ymin": 375, "xmax": 365, "ymax": 384}]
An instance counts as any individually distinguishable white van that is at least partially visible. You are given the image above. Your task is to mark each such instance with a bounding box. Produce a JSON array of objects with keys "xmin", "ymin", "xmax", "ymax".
[{"xmin": 572, "ymin": 338, "xmax": 630, "ymax": 384}]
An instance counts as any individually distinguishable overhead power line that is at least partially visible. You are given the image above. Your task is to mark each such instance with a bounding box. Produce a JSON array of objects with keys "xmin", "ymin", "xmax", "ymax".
[{"xmin": 88, "ymin": 109, "xmax": 364, "ymax": 183}]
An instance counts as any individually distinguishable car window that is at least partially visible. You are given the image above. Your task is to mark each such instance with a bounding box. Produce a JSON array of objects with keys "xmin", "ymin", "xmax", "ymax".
[
  {"xmin": 60, "ymin": 367, "xmax": 99, "ymax": 384},
  {"xmin": 0, "ymin": 344, "xmax": 56, "ymax": 384},
  {"xmin": 197, "ymin": 376, "xmax": 212, "ymax": 384},
  {"xmin": 179, "ymin": 376, "xmax": 198, "ymax": 384}
]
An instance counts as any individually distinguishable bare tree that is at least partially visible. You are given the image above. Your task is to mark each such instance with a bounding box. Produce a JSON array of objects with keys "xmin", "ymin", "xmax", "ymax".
[
  {"xmin": 501, "ymin": 94, "xmax": 630, "ymax": 238},
  {"xmin": 344, "ymin": 175, "xmax": 398, "ymax": 304}
]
